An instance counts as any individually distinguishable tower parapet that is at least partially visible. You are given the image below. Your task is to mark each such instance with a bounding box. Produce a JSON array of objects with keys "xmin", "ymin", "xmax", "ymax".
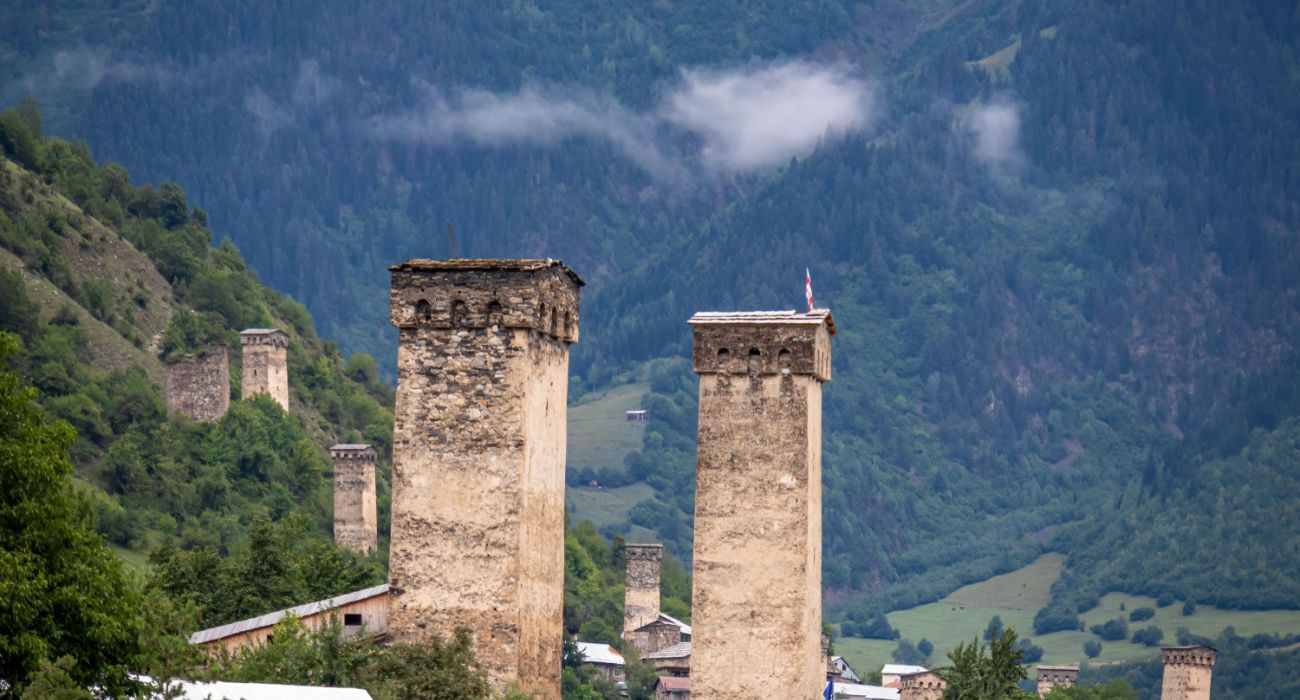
[
  {"xmin": 239, "ymin": 328, "xmax": 289, "ymax": 410},
  {"xmin": 331, "ymin": 444, "xmax": 378, "ymax": 554},
  {"xmin": 1037, "ymin": 664, "xmax": 1079, "ymax": 696},
  {"xmin": 387, "ymin": 258, "xmax": 581, "ymax": 700},
  {"xmin": 688, "ymin": 309, "xmax": 834, "ymax": 700},
  {"xmin": 1161, "ymin": 645, "xmax": 1216, "ymax": 700}
]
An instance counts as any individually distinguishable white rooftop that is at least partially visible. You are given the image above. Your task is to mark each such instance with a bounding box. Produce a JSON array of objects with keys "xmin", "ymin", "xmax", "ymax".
[
  {"xmin": 688, "ymin": 309, "xmax": 836, "ymax": 333},
  {"xmin": 144, "ymin": 678, "xmax": 372, "ymax": 699},
  {"xmin": 833, "ymin": 683, "xmax": 900, "ymax": 699},
  {"xmin": 576, "ymin": 642, "xmax": 625, "ymax": 666},
  {"xmin": 880, "ymin": 664, "xmax": 929, "ymax": 676},
  {"xmin": 189, "ymin": 583, "xmax": 389, "ymax": 645}
]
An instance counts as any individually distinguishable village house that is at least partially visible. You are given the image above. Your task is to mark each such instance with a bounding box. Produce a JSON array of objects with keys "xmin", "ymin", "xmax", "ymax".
[
  {"xmin": 188, "ymin": 583, "xmax": 389, "ymax": 654},
  {"xmin": 574, "ymin": 642, "xmax": 626, "ymax": 683}
]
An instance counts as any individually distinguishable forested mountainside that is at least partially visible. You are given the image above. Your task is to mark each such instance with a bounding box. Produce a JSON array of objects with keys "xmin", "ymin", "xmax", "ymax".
[
  {"xmin": 0, "ymin": 127, "xmax": 393, "ymax": 627},
  {"xmin": 4, "ymin": 0, "xmax": 1299, "ymax": 639}
]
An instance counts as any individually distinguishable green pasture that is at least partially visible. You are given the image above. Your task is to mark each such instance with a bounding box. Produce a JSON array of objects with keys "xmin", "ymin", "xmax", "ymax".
[
  {"xmin": 567, "ymin": 482, "xmax": 657, "ymax": 531},
  {"xmin": 567, "ymin": 381, "xmax": 648, "ymax": 472},
  {"xmin": 835, "ymin": 553, "xmax": 1300, "ymax": 679}
]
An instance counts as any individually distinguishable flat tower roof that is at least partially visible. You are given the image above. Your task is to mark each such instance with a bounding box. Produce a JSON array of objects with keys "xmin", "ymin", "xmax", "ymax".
[
  {"xmin": 239, "ymin": 328, "xmax": 286, "ymax": 335},
  {"xmin": 389, "ymin": 258, "xmax": 584, "ymax": 286},
  {"xmin": 688, "ymin": 309, "xmax": 835, "ymax": 335}
]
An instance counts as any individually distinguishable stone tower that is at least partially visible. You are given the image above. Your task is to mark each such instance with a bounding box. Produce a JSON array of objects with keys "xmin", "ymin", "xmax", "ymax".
[
  {"xmin": 623, "ymin": 543, "xmax": 663, "ymax": 643},
  {"xmin": 165, "ymin": 349, "xmax": 230, "ymax": 422},
  {"xmin": 331, "ymin": 444, "xmax": 378, "ymax": 554},
  {"xmin": 688, "ymin": 309, "xmax": 834, "ymax": 700},
  {"xmin": 388, "ymin": 259, "xmax": 581, "ymax": 700},
  {"xmin": 1160, "ymin": 645, "xmax": 1216, "ymax": 700},
  {"xmin": 899, "ymin": 670, "xmax": 947, "ymax": 700},
  {"xmin": 1036, "ymin": 664, "xmax": 1079, "ymax": 696},
  {"xmin": 239, "ymin": 328, "xmax": 289, "ymax": 410}
]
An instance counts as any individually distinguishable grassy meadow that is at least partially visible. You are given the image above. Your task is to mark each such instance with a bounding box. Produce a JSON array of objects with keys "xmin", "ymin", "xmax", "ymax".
[
  {"xmin": 567, "ymin": 381, "xmax": 648, "ymax": 472},
  {"xmin": 835, "ymin": 553, "xmax": 1300, "ymax": 679}
]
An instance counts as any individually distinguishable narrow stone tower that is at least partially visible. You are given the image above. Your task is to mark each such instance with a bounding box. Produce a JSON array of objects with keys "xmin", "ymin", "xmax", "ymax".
[
  {"xmin": 688, "ymin": 309, "xmax": 834, "ymax": 700},
  {"xmin": 239, "ymin": 328, "xmax": 289, "ymax": 410},
  {"xmin": 1160, "ymin": 645, "xmax": 1216, "ymax": 700},
  {"xmin": 388, "ymin": 259, "xmax": 581, "ymax": 700},
  {"xmin": 331, "ymin": 444, "xmax": 378, "ymax": 554},
  {"xmin": 623, "ymin": 543, "xmax": 663, "ymax": 643},
  {"xmin": 165, "ymin": 349, "xmax": 230, "ymax": 422}
]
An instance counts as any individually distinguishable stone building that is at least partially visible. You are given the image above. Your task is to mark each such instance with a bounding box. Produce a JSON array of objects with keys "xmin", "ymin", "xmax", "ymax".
[
  {"xmin": 686, "ymin": 309, "xmax": 835, "ymax": 700},
  {"xmin": 239, "ymin": 328, "xmax": 289, "ymax": 410},
  {"xmin": 331, "ymin": 444, "xmax": 378, "ymax": 554},
  {"xmin": 1160, "ymin": 645, "xmax": 1216, "ymax": 700},
  {"xmin": 386, "ymin": 259, "xmax": 582, "ymax": 700},
  {"xmin": 898, "ymin": 670, "xmax": 946, "ymax": 700},
  {"xmin": 165, "ymin": 349, "xmax": 230, "ymax": 422},
  {"xmin": 624, "ymin": 543, "xmax": 663, "ymax": 643},
  {"xmin": 1036, "ymin": 664, "xmax": 1079, "ymax": 696}
]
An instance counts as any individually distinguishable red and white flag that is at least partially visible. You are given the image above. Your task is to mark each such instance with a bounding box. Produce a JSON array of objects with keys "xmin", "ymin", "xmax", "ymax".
[{"xmin": 805, "ymin": 268, "xmax": 814, "ymax": 312}]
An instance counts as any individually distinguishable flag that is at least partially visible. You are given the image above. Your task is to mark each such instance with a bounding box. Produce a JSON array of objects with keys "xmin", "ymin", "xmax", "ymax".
[
  {"xmin": 823, "ymin": 679, "xmax": 834, "ymax": 699},
  {"xmin": 805, "ymin": 268, "xmax": 814, "ymax": 312}
]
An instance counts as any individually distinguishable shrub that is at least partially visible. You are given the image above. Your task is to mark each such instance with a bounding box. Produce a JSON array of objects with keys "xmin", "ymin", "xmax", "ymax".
[
  {"xmin": 1131, "ymin": 625, "xmax": 1164, "ymax": 646},
  {"xmin": 1129, "ymin": 606, "xmax": 1155, "ymax": 622},
  {"xmin": 1157, "ymin": 593, "xmax": 1176, "ymax": 607},
  {"xmin": 1090, "ymin": 617, "xmax": 1129, "ymax": 641},
  {"xmin": 1084, "ymin": 640, "xmax": 1102, "ymax": 658}
]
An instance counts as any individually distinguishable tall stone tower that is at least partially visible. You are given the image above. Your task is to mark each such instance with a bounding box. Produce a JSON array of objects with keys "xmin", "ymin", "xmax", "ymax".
[
  {"xmin": 239, "ymin": 328, "xmax": 289, "ymax": 410},
  {"xmin": 165, "ymin": 349, "xmax": 230, "ymax": 422},
  {"xmin": 331, "ymin": 444, "xmax": 378, "ymax": 554},
  {"xmin": 899, "ymin": 671, "xmax": 947, "ymax": 700},
  {"xmin": 388, "ymin": 259, "xmax": 581, "ymax": 700},
  {"xmin": 1160, "ymin": 645, "xmax": 1216, "ymax": 700},
  {"xmin": 623, "ymin": 543, "xmax": 663, "ymax": 642},
  {"xmin": 688, "ymin": 309, "xmax": 834, "ymax": 700}
]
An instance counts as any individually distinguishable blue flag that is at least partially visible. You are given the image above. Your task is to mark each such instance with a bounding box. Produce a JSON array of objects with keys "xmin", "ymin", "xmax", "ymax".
[{"xmin": 823, "ymin": 678, "xmax": 834, "ymax": 700}]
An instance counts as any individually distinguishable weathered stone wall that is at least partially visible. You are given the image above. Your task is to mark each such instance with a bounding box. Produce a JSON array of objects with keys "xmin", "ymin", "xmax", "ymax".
[
  {"xmin": 1036, "ymin": 666, "xmax": 1079, "ymax": 696},
  {"xmin": 635, "ymin": 621, "xmax": 682, "ymax": 655},
  {"xmin": 332, "ymin": 444, "xmax": 378, "ymax": 553},
  {"xmin": 623, "ymin": 543, "xmax": 663, "ymax": 642},
  {"xmin": 899, "ymin": 671, "xmax": 947, "ymax": 700},
  {"xmin": 387, "ymin": 259, "xmax": 580, "ymax": 700},
  {"xmin": 1160, "ymin": 646, "xmax": 1216, "ymax": 700},
  {"xmin": 240, "ymin": 329, "xmax": 289, "ymax": 410},
  {"xmin": 688, "ymin": 311, "xmax": 832, "ymax": 700},
  {"xmin": 165, "ymin": 349, "xmax": 230, "ymax": 422}
]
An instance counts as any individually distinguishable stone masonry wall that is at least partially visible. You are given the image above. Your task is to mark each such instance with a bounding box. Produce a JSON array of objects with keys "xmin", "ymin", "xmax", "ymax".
[
  {"xmin": 1160, "ymin": 647, "xmax": 1216, "ymax": 700},
  {"xmin": 388, "ymin": 260, "xmax": 580, "ymax": 700},
  {"xmin": 165, "ymin": 349, "xmax": 230, "ymax": 422},
  {"xmin": 688, "ymin": 314, "xmax": 832, "ymax": 700},
  {"xmin": 240, "ymin": 330, "xmax": 289, "ymax": 410},
  {"xmin": 623, "ymin": 543, "xmax": 663, "ymax": 642},
  {"xmin": 332, "ymin": 444, "xmax": 378, "ymax": 553},
  {"xmin": 899, "ymin": 671, "xmax": 947, "ymax": 700}
]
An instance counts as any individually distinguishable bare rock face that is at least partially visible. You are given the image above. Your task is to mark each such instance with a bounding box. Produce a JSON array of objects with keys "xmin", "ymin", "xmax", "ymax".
[
  {"xmin": 332, "ymin": 444, "xmax": 378, "ymax": 553},
  {"xmin": 165, "ymin": 349, "xmax": 230, "ymax": 422},
  {"xmin": 623, "ymin": 543, "xmax": 663, "ymax": 643},
  {"xmin": 387, "ymin": 259, "xmax": 581, "ymax": 700},
  {"xmin": 239, "ymin": 328, "xmax": 289, "ymax": 410},
  {"xmin": 687, "ymin": 310, "xmax": 834, "ymax": 700}
]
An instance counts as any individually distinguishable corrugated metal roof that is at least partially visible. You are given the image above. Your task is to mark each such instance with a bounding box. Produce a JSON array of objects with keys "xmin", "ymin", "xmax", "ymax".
[
  {"xmin": 880, "ymin": 664, "xmax": 929, "ymax": 676},
  {"xmin": 239, "ymin": 328, "xmax": 286, "ymax": 336},
  {"xmin": 1036, "ymin": 664, "xmax": 1080, "ymax": 671},
  {"xmin": 389, "ymin": 258, "xmax": 585, "ymax": 286},
  {"xmin": 188, "ymin": 583, "xmax": 390, "ymax": 645},
  {"xmin": 688, "ymin": 309, "xmax": 835, "ymax": 334},
  {"xmin": 164, "ymin": 679, "xmax": 373, "ymax": 699},
  {"xmin": 832, "ymin": 683, "xmax": 900, "ymax": 699},
  {"xmin": 643, "ymin": 641, "xmax": 692, "ymax": 660},
  {"xmin": 576, "ymin": 642, "xmax": 625, "ymax": 666},
  {"xmin": 657, "ymin": 612, "xmax": 691, "ymax": 636},
  {"xmin": 330, "ymin": 443, "xmax": 374, "ymax": 451}
]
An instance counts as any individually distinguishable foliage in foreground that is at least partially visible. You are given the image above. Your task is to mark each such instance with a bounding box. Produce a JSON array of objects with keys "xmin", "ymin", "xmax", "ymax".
[{"xmin": 937, "ymin": 627, "xmax": 1032, "ymax": 700}]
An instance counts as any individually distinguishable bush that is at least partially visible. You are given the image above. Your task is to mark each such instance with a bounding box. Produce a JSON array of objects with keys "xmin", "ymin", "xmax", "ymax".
[
  {"xmin": 1129, "ymin": 607, "xmax": 1155, "ymax": 622},
  {"xmin": 1156, "ymin": 593, "xmax": 1176, "ymax": 608},
  {"xmin": 1182, "ymin": 600, "xmax": 1197, "ymax": 616},
  {"xmin": 1091, "ymin": 617, "xmax": 1129, "ymax": 641},
  {"xmin": 1131, "ymin": 625, "xmax": 1164, "ymax": 646},
  {"xmin": 1084, "ymin": 640, "xmax": 1102, "ymax": 658}
]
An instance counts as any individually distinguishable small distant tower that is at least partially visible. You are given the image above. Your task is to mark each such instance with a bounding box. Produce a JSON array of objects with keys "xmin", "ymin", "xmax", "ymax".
[
  {"xmin": 1161, "ymin": 645, "xmax": 1216, "ymax": 700},
  {"xmin": 387, "ymin": 258, "xmax": 581, "ymax": 700},
  {"xmin": 331, "ymin": 444, "xmax": 378, "ymax": 554},
  {"xmin": 899, "ymin": 670, "xmax": 947, "ymax": 700},
  {"xmin": 239, "ymin": 328, "xmax": 289, "ymax": 410},
  {"xmin": 1037, "ymin": 664, "xmax": 1079, "ymax": 696},
  {"xmin": 623, "ymin": 543, "xmax": 663, "ymax": 643},
  {"xmin": 688, "ymin": 309, "xmax": 835, "ymax": 700},
  {"xmin": 164, "ymin": 348, "xmax": 230, "ymax": 422}
]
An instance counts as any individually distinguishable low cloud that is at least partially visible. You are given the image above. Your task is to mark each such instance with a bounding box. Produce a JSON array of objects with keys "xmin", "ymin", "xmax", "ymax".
[
  {"xmin": 244, "ymin": 89, "xmax": 294, "ymax": 135},
  {"xmin": 663, "ymin": 61, "xmax": 876, "ymax": 171},
  {"xmin": 19, "ymin": 48, "xmax": 175, "ymax": 94},
  {"xmin": 966, "ymin": 97, "xmax": 1023, "ymax": 170},
  {"xmin": 369, "ymin": 59, "xmax": 877, "ymax": 179}
]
